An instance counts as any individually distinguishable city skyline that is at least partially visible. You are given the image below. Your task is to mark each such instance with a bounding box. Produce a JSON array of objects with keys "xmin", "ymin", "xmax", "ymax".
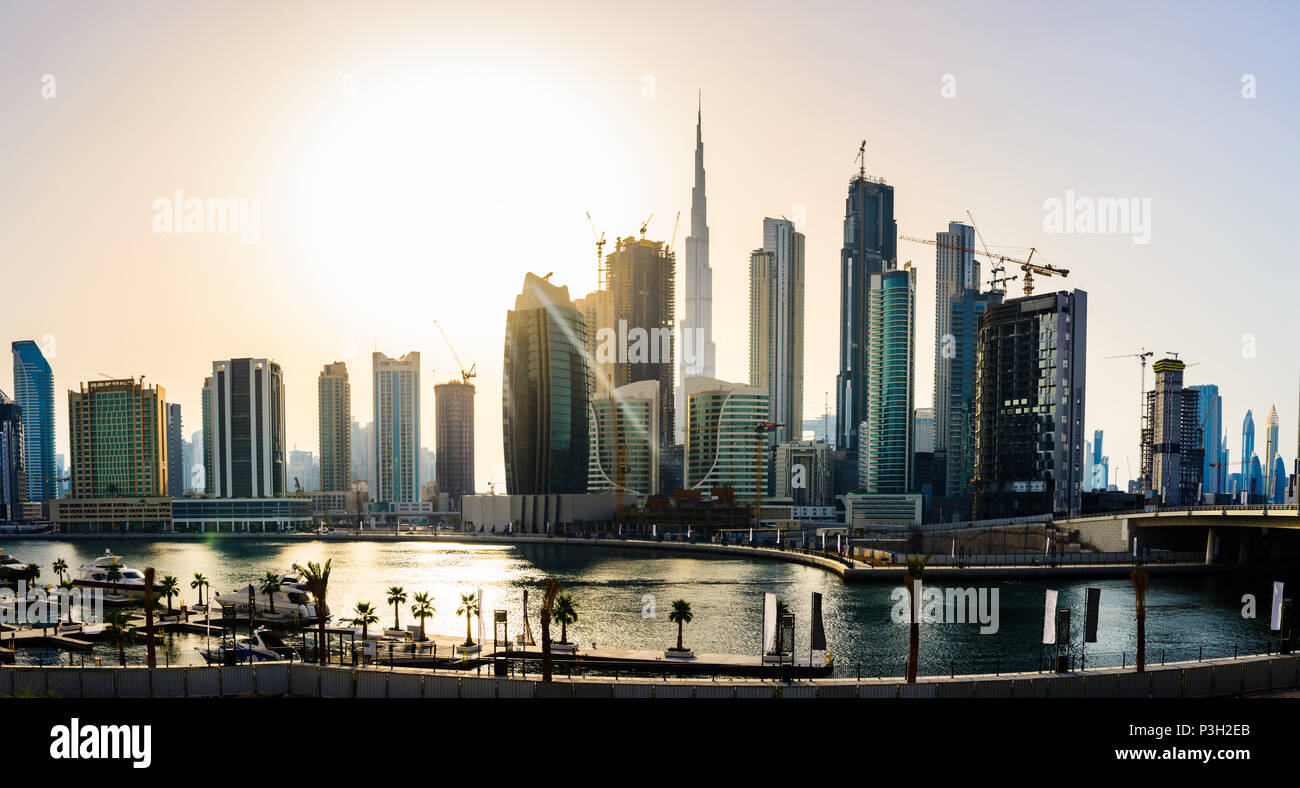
[{"xmin": 4, "ymin": 1, "xmax": 1300, "ymax": 493}]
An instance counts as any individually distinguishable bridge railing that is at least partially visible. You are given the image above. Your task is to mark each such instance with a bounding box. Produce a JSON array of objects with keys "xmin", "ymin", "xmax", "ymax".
[{"xmin": 886, "ymin": 550, "xmax": 1202, "ymax": 568}]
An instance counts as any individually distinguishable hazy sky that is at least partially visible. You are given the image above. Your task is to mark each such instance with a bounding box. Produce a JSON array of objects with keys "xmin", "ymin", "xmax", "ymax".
[{"xmin": 3, "ymin": 0, "xmax": 1298, "ymax": 491}]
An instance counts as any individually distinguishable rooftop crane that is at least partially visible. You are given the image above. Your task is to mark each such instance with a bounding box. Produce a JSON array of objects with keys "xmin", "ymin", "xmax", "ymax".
[
  {"xmin": 1108, "ymin": 348, "xmax": 1154, "ymax": 487},
  {"xmin": 433, "ymin": 320, "xmax": 476, "ymax": 384},
  {"xmin": 639, "ymin": 212, "xmax": 654, "ymax": 240},
  {"xmin": 586, "ymin": 211, "xmax": 607, "ymax": 290},
  {"xmin": 898, "ymin": 234, "xmax": 1070, "ymax": 296},
  {"xmin": 855, "ymin": 140, "xmax": 866, "ymax": 178},
  {"xmin": 667, "ymin": 210, "xmax": 681, "ymax": 251}
]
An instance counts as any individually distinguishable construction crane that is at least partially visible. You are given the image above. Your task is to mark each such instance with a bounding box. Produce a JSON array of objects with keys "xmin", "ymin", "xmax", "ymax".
[
  {"xmin": 586, "ymin": 211, "xmax": 607, "ymax": 290},
  {"xmin": 639, "ymin": 212, "xmax": 654, "ymax": 240},
  {"xmin": 433, "ymin": 320, "xmax": 476, "ymax": 384},
  {"xmin": 898, "ymin": 234, "xmax": 1069, "ymax": 296},
  {"xmin": 667, "ymin": 211, "xmax": 681, "ymax": 251},
  {"xmin": 854, "ymin": 140, "xmax": 866, "ymax": 178},
  {"xmin": 1109, "ymin": 349, "xmax": 1154, "ymax": 488}
]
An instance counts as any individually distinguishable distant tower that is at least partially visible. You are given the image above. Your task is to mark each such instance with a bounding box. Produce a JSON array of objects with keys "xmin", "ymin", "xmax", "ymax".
[
  {"xmin": 166, "ymin": 403, "xmax": 184, "ymax": 498},
  {"xmin": 435, "ymin": 380, "xmax": 475, "ymax": 505},
  {"xmin": 749, "ymin": 217, "xmax": 805, "ymax": 447},
  {"xmin": 372, "ymin": 351, "xmax": 420, "ymax": 503},
  {"xmin": 206, "ymin": 359, "xmax": 286, "ymax": 498},
  {"xmin": 1242, "ymin": 410, "xmax": 1256, "ymax": 493},
  {"xmin": 11, "ymin": 341, "xmax": 55, "ymax": 503},
  {"xmin": 318, "ymin": 362, "xmax": 352, "ymax": 492},
  {"xmin": 861, "ymin": 265, "xmax": 916, "ymax": 494},
  {"xmin": 678, "ymin": 98, "xmax": 717, "ymax": 444},
  {"xmin": 1264, "ymin": 404, "xmax": 1279, "ymax": 501}
]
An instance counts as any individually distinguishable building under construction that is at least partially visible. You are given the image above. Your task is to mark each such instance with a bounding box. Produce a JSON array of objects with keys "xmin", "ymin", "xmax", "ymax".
[{"xmin": 1140, "ymin": 357, "xmax": 1204, "ymax": 506}]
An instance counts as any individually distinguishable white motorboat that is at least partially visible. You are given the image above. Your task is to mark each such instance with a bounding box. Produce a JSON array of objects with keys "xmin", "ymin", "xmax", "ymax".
[
  {"xmin": 213, "ymin": 571, "xmax": 328, "ymax": 624},
  {"xmin": 73, "ymin": 550, "xmax": 159, "ymax": 604},
  {"xmin": 198, "ymin": 627, "xmax": 298, "ymax": 665}
]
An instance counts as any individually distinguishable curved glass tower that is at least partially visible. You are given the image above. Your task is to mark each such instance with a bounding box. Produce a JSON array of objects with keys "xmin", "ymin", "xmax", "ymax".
[
  {"xmin": 11, "ymin": 340, "xmax": 55, "ymax": 503},
  {"xmin": 863, "ymin": 266, "xmax": 915, "ymax": 494}
]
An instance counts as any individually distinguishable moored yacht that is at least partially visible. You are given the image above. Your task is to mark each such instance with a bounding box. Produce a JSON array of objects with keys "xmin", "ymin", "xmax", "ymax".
[
  {"xmin": 213, "ymin": 570, "xmax": 328, "ymax": 624},
  {"xmin": 73, "ymin": 550, "xmax": 160, "ymax": 604}
]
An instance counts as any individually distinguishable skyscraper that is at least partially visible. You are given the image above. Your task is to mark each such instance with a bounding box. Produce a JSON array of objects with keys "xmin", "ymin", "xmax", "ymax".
[
  {"xmin": 1190, "ymin": 385, "xmax": 1223, "ymax": 495},
  {"xmin": 0, "ymin": 391, "xmax": 23, "ymax": 522},
  {"xmin": 372, "ymin": 351, "xmax": 421, "ymax": 503},
  {"xmin": 588, "ymin": 379, "xmax": 659, "ymax": 496},
  {"xmin": 11, "ymin": 340, "xmax": 55, "ymax": 503},
  {"xmin": 972, "ymin": 290, "xmax": 1088, "ymax": 518},
  {"xmin": 862, "ymin": 265, "xmax": 916, "ymax": 494},
  {"xmin": 913, "ymin": 407, "xmax": 935, "ymax": 454},
  {"xmin": 749, "ymin": 217, "xmax": 805, "ymax": 447},
  {"xmin": 288, "ymin": 449, "xmax": 317, "ymax": 492},
  {"xmin": 206, "ymin": 358, "xmax": 286, "ymax": 498},
  {"xmin": 1265, "ymin": 404, "xmax": 1279, "ymax": 502},
  {"xmin": 1241, "ymin": 410, "xmax": 1256, "ymax": 495},
  {"xmin": 503, "ymin": 272, "xmax": 591, "ymax": 495},
  {"xmin": 201, "ymin": 377, "xmax": 213, "ymax": 494},
  {"xmin": 680, "ymin": 100, "xmax": 717, "ymax": 437},
  {"xmin": 683, "ymin": 377, "xmax": 769, "ymax": 503},
  {"xmin": 1142, "ymin": 358, "xmax": 1204, "ymax": 506},
  {"xmin": 68, "ymin": 378, "xmax": 168, "ymax": 498},
  {"xmin": 166, "ymin": 403, "xmax": 183, "ymax": 497},
  {"xmin": 318, "ymin": 362, "xmax": 352, "ymax": 492},
  {"xmin": 933, "ymin": 221, "xmax": 978, "ymax": 461},
  {"xmin": 434, "ymin": 380, "xmax": 475, "ymax": 505},
  {"xmin": 944, "ymin": 286, "xmax": 1003, "ymax": 511},
  {"xmin": 835, "ymin": 155, "xmax": 896, "ymax": 454},
  {"xmin": 350, "ymin": 420, "xmax": 370, "ymax": 485}
]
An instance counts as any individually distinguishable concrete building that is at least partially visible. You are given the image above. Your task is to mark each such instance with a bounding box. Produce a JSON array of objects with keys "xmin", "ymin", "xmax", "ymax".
[
  {"xmin": 68, "ymin": 378, "xmax": 168, "ymax": 498},
  {"xmin": 318, "ymin": 361, "xmax": 351, "ymax": 492},
  {"xmin": 0, "ymin": 392, "xmax": 23, "ymax": 521},
  {"xmin": 1142, "ymin": 358, "xmax": 1204, "ymax": 506},
  {"xmin": 51, "ymin": 497, "xmax": 171, "ymax": 532},
  {"xmin": 287, "ymin": 449, "xmax": 317, "ymax": 493},
  {"xmin": 434, "ymin": 380, "xmax": 475, "ymax": 505},
  {"xmin": 503, "ymin": 273, "xmax": 592, "ymax": 495},
  {"xmin": 774, "ymin": 440, "xmax": 831, "ymax": 505},
  {"xmin": 844, "ymin": 492, "xmax": 923, "ymax": 528},
  {"xmin": 350, "ymin": 420, "xmax": 371, "ymax": 485},
  {"xmin": 206, "ymin": 359, "xmax": 286, "ymax": 498},
  {"xmin": 972, "ymin": 290, "xmax": 1088, "ymax": 519},
  {"xmin": 166, "ymin": 403, "xmax": 184, "ymax": 498},
  {"xmin": 683, "ymin": 377, "xmax": 769, "ymax": 503},
  {"xmin": 913, "ymin": 408, "xmax": 935, "ymax": 454},
  {"xmin": 461, "ymin": 492, "xmax": 618, "ymax": 534},
  {"xmin": 749, "ymin": 217, "xmax": 805, "ymax": 448},
  {"xmin": 11, "ymin": 340, "xmax": 55, "ymax": 503},
  {"xmin": 201, "ymin": 377, "xmax": 213, "ymax": 494},
  {"xmin": 1190, "ymin": 385, "xmax": 1223, "ymax": 495},
  {"xmin": 944, "ymin": 287, "xmax": 1003, "ymax": 512},
  {"xmin": 372, "ymin": 351, "xmax": 421, "ymax": 503},
  {"xmin": 171, "ymin": 497, "xmax": 311, "ymax": 533},
  {"xmin": 588, "ymin": 379, "xmax": 659, "ymax": 496}
]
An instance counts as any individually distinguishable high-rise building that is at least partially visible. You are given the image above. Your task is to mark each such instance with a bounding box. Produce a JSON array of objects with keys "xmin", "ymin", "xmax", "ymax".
[
  {"xmin": 201, "ymin": 377, "xmax": 214, "ymax": 494},
  {"xmin": 372, "ymin": 351, "xmax": 421, "ymax": 503},
  {"xmin": 749, "ymin": 217, "xmax": 805, "ymax": 447},
  {"xmin": 679, "ymin": 100, "xmax": 717, "ymax": 443},
  {"xmin": 933, "ymin": 221, "xmax": 979, "ymax": 460},
  {"xmin": 1086, "ymin": 429, "xmax": 1110, "ymax": 491},
  {"xmin": 11, "ymin": 341, "xmax": 55, "ymax": 502},
  {"xmin": 774, "ymin": 440, "xmax": 831, "ymax": 505},
  {"xmin": 434, "ymin": 380, "xmax": 475, "ymax": 505},
  {"xmin": 288, "ymin": 449, "xmax": 317, "ymax": 492},
  {"xmin": 913, "ymin": 408, "xmax": 935, "ymax": 454},
  {"xmin": 1141, "ymin": 358, "xmax": 1204, "ymax": 506},
  {"xmin": 1189, "ymin": 385, "xmax": 1223, "ymax": 495},
  {"xmin": 318, "ymin": 362, "xmax": 351, "ymax": 492},
  {"xmin": 1272, "ymin": 455, "xmax": 1288, "ymax": 504},
  {"xmin": 835, "ymin": 158, "xmax": 896, "ymax": 455},
  {"xmin": 588, "ymin": 379, "xmax": 659, "ymax": 496},
  {"xmin": 186, "ymin": 429, "xmax": 202, "ymax": 493},
  {"xmin": 1241, "ymin": 409, "xmax": 1255, "ymax": 492},
  {"xmin": 205, "ymin": 358, "xmax": 286, "ymax": 498},
  {"xmin": 944, "ymin": 287, "xmax": 1003, "ymax": 511},
  {"xmin": 503, "ymin": 272, "xmax": 592, "ymax": 495},
  {"xmin": 350, "ymin": 420, "xmax": 371, "ymax": 485},
  {"xmin": 972, "ymin": 290, "xmax": 1088, "ymax": 518},
  {"xmin": 573, "ymin": 288, "xmax": 614, "ymax": 397},
  {"xmin": 68, "ymin": 378, "xmax": 168, "ymax": 498},
  {"xmin": 683, "ymin": 377, "xmax": 768, "ymax": 503},
  {"xmin": 607, "ymin": 236, "xmax": 676, "ymax": 472},
  {"xmin": 0, "ymin": 391, "xmax": 23, "ymax": 522},
  {"xmin": 165, "ymin": 403, "xmax": 183, "ymax": 498},
  {"xmin": 1264, "ymin": 404, "xmax": 1280, "ymax": 502},
  {"xmin": 861, "ymin": 265, "xmax": 916, "ymax": 495}
]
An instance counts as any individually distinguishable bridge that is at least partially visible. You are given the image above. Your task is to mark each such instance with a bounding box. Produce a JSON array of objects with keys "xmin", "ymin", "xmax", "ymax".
[{"xmin": 1060, "ymin": 505, "xmax": 1300, "ymax": 565}]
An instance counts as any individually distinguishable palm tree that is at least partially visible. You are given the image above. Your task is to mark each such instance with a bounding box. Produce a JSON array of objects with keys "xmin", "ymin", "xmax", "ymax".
[
  {"xmin": 103, "ymin": 610, "xmax": 136, "ymax": 667},
  {"xmin": 1131, "ymin": 562, "xmax": 1149, "ymax": 673},
  {"xmin": 904, "ymin": 554, "xmax": 930, "ymax": 684},
  {"xmin": 159, "ymin": 575, "xmax": 180, "ymax": 613},
  {"xmin": 457, "ymin": 592, "xmax": 480, "ymax": 647},
  {"xmin": 105, "ymin": 562, "xmax": 123, "ymax": 588},
  {"xmin": 59, "ymin": 580, "xmax": 75, "ymax": 624},
  {"xmin": 191, "ymin": 573, "xmax": 209, "ymax": 607},
  {"xmin": 410, "ymin": 592, "xmax": 434, "ymax": 642},
  {"xmin": 23, "ymin": 563, "xmax": 39, "ymax": 586},
  {"xmin": 52, "ymin": 558, "xmax": 68, "ymax": 584},
  {"xmin": 351, "ymin": 602, "xmax": 379, "ymax": 641},
  {"xmin": 259, "ymin": 571, "xmax": 282, "ymax": 614},
  {"xmin": 143, "ymin": 567, "xmax": 157, "ymax": 668},
  {"xmin": 301, "ymin": 560, "xmax": 332, "ymax": 665},
  {"xmin": 668, "ymin": 599, "xmax": 693, "ymax": 652},
  {"xmin": 386, "ymin": 586, "xmax": 407, "ymax": 632},
  {"xmin": 551, "ymin": 592, "xmax": 578, "ymax": 645}
]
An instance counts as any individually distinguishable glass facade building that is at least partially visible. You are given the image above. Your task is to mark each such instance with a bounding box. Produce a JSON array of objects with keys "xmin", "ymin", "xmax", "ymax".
[
  {"xmin": 318, "ymin": 362, "xmax": 352, "ymax": 492},
  {"xmin": 0, "ymin": 393, "xmax": 23, "ymax": 521},
  {"xmin": 68, "ymin": 378, "xmax": 168, "ymax": 498},
  {"xmin": 503, "ymin": 273, "xmax": 592, "ymax": 495},
  {"xmin": 11, "ymin": 340, "xmax": 55, "ymax": 502},
  {"xmin": 944, "ymin": 286, "xmax": 1002, "ymax": 510},
  {"xmin": 863, "ymin": 266, "xmax": 915, "ymax": 494},
  {"xmin": 206, "ymin": 358, "xmax": 286, "ymax": 498},
  {"xmin": 372, "ymin": 351, "xmax": 420, "ymax": 503},
  {"xmin": 683, "ymin": 377, "xmax": 769, "ymax": 503},
  {"xmin": 434, "ymin": 380, "xmax": 475, "ymax": 505}
]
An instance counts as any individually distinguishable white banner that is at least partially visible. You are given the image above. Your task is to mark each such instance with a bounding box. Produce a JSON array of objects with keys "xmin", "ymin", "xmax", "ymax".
[
  {"xmin": 762, "ymin": 592, "xmax": 777, "ymax": 654},
  {"xmin": 1271, "ymin": 581, "xmax": 1285, "ymax": 631},
  {"xmin": 652, "ymin": 524, "xmax": 657, "ymax": 537},
  {"xmin": 1042, "ymin": 589, "xmax": 1058, "ymax": 644},
  {"xmin": 1045, "ymin": 537, "xmax": 1051, "ymax": 555}
]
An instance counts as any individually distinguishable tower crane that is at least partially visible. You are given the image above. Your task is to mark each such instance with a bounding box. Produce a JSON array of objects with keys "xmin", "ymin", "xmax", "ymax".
[
  {"xmin": 1108, "ymin": 348, "xmax": 1154, "ymax": 488},
  {"xmin": 433, "ymin": 320, "xmax": 476, "ymax": 384},
  {"xmin": 898, "ymin": 235, "xmax": 1069, "ymax": 296},
  {"xmin": 586, "ymin": 211, "xmax": 607, "ymax": 290},
  {"xmin": 667, "ymin": 211, "xmax": 681, "ymax": 251},
  {"xmin": 639, "ymin": 212, "xmax": 654, "ymax": 240}
]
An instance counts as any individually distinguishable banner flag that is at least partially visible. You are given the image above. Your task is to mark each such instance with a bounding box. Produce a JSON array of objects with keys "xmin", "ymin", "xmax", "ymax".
[
  {"xmin": 762, "ymin": 592, "xmax": 777, "ymax": 655},
  {"xmin": 1084, "ymin": 587, "xmax": 1101, "ymax": 643},
  {"xmin": 1271, "ymin": 581, "xmax": 1285, "ymax": 631},
  {"xmin": 1042, "ymin": 589, "xmax": 1058, "ymax": 644},
  {"xmin": 810, "ymin": 592, "xmax": 826, "ymax": 651}
]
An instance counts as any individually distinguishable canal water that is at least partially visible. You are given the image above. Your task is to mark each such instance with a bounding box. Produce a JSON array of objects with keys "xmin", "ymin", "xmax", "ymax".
[{"xmin": 0, "ymin": 538, "xmax": 1282, "ymax": 676}]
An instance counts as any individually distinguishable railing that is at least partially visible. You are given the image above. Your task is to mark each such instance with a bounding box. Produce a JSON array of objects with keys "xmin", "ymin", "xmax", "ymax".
[{"xmin": 886, "ymin": 550, "xmax": 1203, "ymax": 568}]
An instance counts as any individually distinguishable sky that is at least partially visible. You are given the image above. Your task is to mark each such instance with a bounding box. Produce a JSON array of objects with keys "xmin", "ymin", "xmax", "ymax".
[{"xmin": 3, "ymin": 0, "xmax": 1299, "ymax": 491}]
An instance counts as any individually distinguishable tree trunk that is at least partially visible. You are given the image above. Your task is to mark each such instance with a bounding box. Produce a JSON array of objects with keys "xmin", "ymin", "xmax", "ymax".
[
  {"xmin": 905, "ymin": 577, "xmax": 918, "ymax": 684},
  {"xmin": 394, "ymin": 605, "xmax": 400, "ymax": 632},
  {"xmin": 317, "ymin": 597, "xmax": 327, "ymax": 665},
  {"xmin": 676, "ymin": 620, "xmax": 683, "ymax": 651},
  {"xmin": 144, "ymin": 568, "xmax": 156, "ymax": 669},
  {"xmin": 1136, "ymin": 609, "xmax": 1146, "ymax": 672}
]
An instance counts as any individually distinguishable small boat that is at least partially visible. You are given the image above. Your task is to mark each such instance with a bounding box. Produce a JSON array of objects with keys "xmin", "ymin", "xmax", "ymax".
[
  {"xmin": 0, "ymin": 550, "xmax": 29, "ymax": 583},
  {"xmin": 198, "ymin": 627, "xmax": 298, "ymax": 665},
  {"xmin": 73, "ymin": 550, "xmax": 161, "ymax": 604}
]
